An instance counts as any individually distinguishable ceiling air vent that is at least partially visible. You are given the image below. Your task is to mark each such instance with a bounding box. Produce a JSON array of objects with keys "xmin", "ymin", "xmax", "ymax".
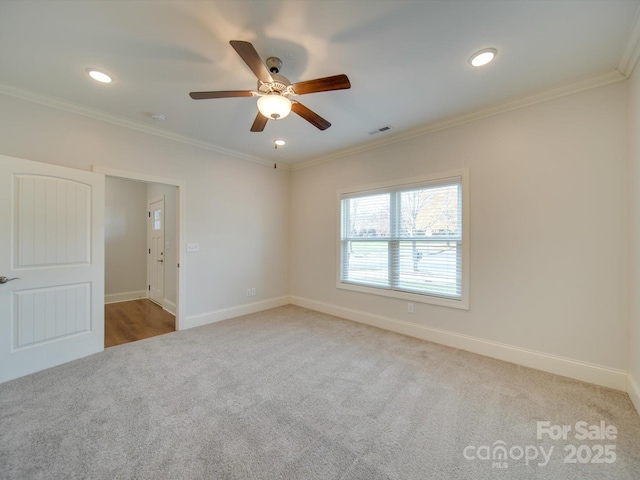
[{"xmin": 368, "ymin": 126, "xmax": 392, "ymax": 135}]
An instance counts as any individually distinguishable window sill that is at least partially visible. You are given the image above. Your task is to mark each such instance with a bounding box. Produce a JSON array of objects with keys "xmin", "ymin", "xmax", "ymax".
[{"xmin": 337, "ymin": 281, "xmax": 469, "ymax": 310}]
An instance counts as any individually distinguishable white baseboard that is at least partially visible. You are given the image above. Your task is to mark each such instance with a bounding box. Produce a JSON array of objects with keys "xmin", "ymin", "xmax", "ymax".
[
  {"xmin": 628, "ymin": 374, "xmax": 640, "ymax": 416},
  {"xmin": 105, "ymin": 290, "xmax": 147, "ymax": 304},
  {"xmin": 290, "ymin": 296, "xmax": 628, "ymax": 392},
  {"xmin": 163, "ymin": 299, "xmax": 177, "ymax": 316},
  {"xmin": 183, "ymin": 296, "xmax": 291, "ymax": 330}
]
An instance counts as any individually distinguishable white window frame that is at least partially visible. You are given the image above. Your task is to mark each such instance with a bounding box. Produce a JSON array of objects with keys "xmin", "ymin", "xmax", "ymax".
[{"xmin": 336, "ymin": 169, "xmax": 469, "ymax": 310}]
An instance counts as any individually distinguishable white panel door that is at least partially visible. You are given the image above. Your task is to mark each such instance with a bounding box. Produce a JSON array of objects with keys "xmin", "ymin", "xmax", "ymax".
[
  {"xmin": 148, "ymin": 197, "xmax": 164, "ymax": 306},
  {"xmin": 0, "ymin": 155, "xmax": 104, "ymax": 383}
]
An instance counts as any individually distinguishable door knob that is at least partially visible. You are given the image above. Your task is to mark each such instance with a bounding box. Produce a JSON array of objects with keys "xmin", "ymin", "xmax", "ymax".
[
  {"xmin": 157, "ymin": 259, "xmax": 163, "ymax": 263},
  {"xmin": 0, "ymin": 276, "xmax": 20, "ymax": 284}
]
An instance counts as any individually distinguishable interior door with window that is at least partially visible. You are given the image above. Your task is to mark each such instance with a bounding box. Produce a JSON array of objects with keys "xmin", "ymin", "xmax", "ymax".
[
  {"xmin": 0, "ymin": 155, "xmax": 105, "ymax": 383},
  {"xmin": 148, "ymin": 197, "xmax": 164, "ymax": 306}
]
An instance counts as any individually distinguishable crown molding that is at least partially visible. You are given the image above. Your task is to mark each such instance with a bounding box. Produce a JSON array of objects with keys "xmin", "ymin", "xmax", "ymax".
[
  {"xmin": 291, "ymin": 70, "xmax": 627, "ymax": 172},
  {"xmin": 0, "ymin": 67, "xmax": 626, "ymax": 175},
  {"xmin": 618, "ymin": 4, "xmax": 640, "ymax": 78},
  {"xmin": 0, "ymin": 82, "xmax": 290, "ymax": 171}
]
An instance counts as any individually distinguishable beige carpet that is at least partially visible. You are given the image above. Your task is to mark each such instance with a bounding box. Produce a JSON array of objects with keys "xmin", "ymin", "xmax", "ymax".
[{"xmin": 1, "ymin": 305, "xmax": 639, "ymax": 479}]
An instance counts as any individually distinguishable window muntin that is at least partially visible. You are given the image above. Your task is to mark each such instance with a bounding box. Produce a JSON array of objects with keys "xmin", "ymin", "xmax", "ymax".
[{"xmin": 339, "ymin": 174, "xmax": 466, "ymax": 307}]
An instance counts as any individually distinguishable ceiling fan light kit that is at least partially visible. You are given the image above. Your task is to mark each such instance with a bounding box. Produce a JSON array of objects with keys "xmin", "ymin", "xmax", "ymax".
[
  {"xmin": 189, "ymin": 40, "xmax": 351, "ymax": 132},
  {"xmin": 257, "ymin": 94, "xmax": 292, "ymax": 119}
]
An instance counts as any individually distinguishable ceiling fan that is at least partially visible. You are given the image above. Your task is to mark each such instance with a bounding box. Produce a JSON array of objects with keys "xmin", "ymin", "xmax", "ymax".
[{"xmin": 189, "ymin": 40, "xmax": 351, "ymax": 132}]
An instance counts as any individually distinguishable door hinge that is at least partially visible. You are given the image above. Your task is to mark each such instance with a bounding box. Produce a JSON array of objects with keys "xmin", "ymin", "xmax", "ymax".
[
  {"xmin": 148, "ymin": 285, "xmax": 150, "ymax": 291},
  {"xmin": 149, "ymin": 248, "xmax": 151, "ymax": 254},
  {"xmin": 148, "ymin": 211, "xmax": 151, "ymax": 217}
]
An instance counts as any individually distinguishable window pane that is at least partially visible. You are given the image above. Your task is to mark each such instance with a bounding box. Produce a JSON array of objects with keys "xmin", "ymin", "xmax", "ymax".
[
  {"xmin": 153, "ymin": 209, "xmax": 161, "ymax": 230},
  {"xmin": 400, "ymin": 184, "xmax": 460, "ymax": 237},
  {"xmin": 342, "ymin": 240, "xmax": 389, "ymax": 287},
  {"xmin": 345, "ymin": 193, "xmax": 390, "ymax": 238},
  {"xmin": 396, "ymin": 241, "xmax": 460, "ymax": 297}
]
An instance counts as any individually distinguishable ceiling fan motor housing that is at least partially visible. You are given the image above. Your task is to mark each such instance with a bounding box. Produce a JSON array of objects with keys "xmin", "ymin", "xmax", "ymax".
[
  {"xmin": 266, "ymin": 57, "xmax": 282, "ymax": 74},
  {"xmin": 258, "ymin": 73, "xmax": 292, "ymax": 95}
]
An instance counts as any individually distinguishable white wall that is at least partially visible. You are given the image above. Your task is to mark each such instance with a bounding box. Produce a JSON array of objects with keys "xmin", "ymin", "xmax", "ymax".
[
  {"xmin": 629, "ymin": 70, "xmax": 640, "ymax": 412},
  {"xmin": 291, "ymin": 81, "xmax": 630, "ymax": 389},
  {"xmin": 0, "ymin": 93, "xmax": 291, "ymax": 324},
  {"xmin": 105, "ymin": 177, "xmax": 147, "ymax": 301}
]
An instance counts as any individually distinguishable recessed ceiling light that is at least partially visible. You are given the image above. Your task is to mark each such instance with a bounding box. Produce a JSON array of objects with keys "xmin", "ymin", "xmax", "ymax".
[
  {"xmin": 469, "ymin": 48, "xmax": 497, "ymax": 67},
  {"xmin": 274, "ymin": 139, "xmax": 286, "ymax": 146},
  {"xmin": 86, "ymin": 68, "xmax": 112, "ymax": 83}
]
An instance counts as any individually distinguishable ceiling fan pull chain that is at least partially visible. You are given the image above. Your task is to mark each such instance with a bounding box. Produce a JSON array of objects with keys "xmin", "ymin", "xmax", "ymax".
[{"xmin": 274, "ymin": 119, "xmax": 279, "ymax": 149}]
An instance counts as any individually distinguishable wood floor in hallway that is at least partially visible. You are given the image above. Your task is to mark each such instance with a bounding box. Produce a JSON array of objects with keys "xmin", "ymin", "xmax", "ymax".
[{"xmin": 105, "ymin": 299, "xmax": 175, "ymax": 348}]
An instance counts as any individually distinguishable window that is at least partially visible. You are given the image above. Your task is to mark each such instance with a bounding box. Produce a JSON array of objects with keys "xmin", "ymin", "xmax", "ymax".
[
  {"xmin": 338, "ymin": 170, "xmax": 468, "ymax": 309},
  {"xmin": 153, "ymin": 209, "xmax": 161, "ymax": 230}
]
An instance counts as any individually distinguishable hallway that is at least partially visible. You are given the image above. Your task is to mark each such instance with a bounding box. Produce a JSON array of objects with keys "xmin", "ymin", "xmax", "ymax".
[{"xmin": 105, "ymin": 300, "xmax": 175, "ymax": 347}]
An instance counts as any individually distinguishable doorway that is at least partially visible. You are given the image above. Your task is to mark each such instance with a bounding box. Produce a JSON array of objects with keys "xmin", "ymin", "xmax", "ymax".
[{"xmin": 97, "ymin": 166, "xmax": 185, "ymax": 347}]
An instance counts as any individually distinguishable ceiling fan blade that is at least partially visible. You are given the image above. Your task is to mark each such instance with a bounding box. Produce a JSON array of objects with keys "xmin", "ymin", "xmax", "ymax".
[
  {"xmin": 189, "ymin": 90, "xmax": 255, "ymax": 100},
  {"xmin": 250, "ymin": 112, "xmax": 268, "ymax": 132},
  {"xmin": 292, "ymin": 74, "xmax": 351, "ymax": 95},
  {"xmin": 291, "ymin": 102, "xmax": 331, "ymax": 130},
  {"xmin": 229, "ymin": 40, "xmax": 273, "ymax": 84}
]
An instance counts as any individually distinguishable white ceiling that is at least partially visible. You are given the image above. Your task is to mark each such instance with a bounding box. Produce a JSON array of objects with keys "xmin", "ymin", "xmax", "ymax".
[{"xmin": 0, "ymin": 0, "xmax": 638, "ymax": 167}]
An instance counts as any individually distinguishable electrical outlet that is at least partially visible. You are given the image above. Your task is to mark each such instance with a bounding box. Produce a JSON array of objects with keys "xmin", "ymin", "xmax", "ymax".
[
  {"xmin": 246, "ymin": 289, "xmax": 251, "ymax": 297},
  {"xmin": 186, "ymin": 242, "xmax": 200, "ymax": 252},
  {"xmin": 251, "ymin": 288, "xmax": 256, "ymax": 296},
  {"xmin": 408, "ymin": 303, "xmax": 414, "ymax": 314}
]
